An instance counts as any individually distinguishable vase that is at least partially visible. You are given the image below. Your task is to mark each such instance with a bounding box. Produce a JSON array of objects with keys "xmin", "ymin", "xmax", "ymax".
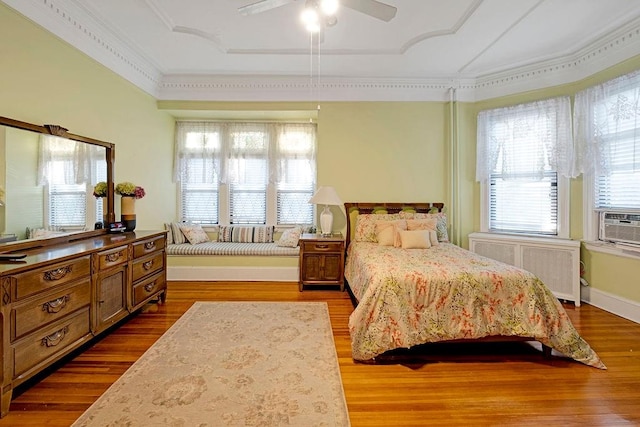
[
  {"xmin": 101, "ymin": 198, "xmax": 109, "ymax": 226},
  {"xmin": 121, "ymin": 196, "xmax": 136, "ymax": 232}
]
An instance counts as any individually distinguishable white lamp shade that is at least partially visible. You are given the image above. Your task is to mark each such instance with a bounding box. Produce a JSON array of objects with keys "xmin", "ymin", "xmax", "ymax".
[
  {"xmin": 309, "ymin": 186, "xmax": 342, "ymax": 235},
  {"xmin": 309, "ymin": 186, "xmax": 342, "ymax": 206}
]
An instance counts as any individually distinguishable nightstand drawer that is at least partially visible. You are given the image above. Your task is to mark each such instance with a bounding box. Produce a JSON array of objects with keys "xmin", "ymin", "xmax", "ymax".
[{"xmin": 301, "ymin": 241, "xmax": 343, "ymax": 252}]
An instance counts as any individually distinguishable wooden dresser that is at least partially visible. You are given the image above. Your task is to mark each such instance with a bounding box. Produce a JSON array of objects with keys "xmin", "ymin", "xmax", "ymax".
[{"xmin": 0, "ymin": 230, "xmax": 167, "ymax": 417}]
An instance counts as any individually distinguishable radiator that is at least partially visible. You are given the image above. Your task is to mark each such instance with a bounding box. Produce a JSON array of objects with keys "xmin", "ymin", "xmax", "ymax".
[{"xmin": 468, "ymin": 232, "xmax": 581, "ymax": 306}]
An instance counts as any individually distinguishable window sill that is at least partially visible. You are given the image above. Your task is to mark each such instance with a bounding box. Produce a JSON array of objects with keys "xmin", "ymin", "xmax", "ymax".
[{"xmin": 582, "ymin": 240, "xmax": 640, "ymax": 260}]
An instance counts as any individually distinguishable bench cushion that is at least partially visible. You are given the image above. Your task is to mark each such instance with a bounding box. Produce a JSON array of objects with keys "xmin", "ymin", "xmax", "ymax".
[{"xmin": 167, "ymin": 242, "xmax": 299, "ymax": 256}]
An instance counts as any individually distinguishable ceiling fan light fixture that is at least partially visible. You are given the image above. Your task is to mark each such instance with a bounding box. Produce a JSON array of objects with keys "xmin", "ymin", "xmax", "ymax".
[
  {"xmin": 320, "ymin": 0, "xmax": 339, "ymax": 16},
  {"xmin": 301, "ymin": 2, "xmax": 323, "ymax": 32}
]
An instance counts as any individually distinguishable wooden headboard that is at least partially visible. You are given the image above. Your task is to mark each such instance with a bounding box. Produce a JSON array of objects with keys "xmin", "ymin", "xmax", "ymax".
[{"xmin": 344, "ymin": 202, "xmax": 445, "ymax": 250}]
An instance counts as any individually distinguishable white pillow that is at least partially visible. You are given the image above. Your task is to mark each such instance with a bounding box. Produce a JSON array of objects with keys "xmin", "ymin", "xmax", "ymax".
[
  {"xmin": 178, "ymin": 223, "xmax": 210, "ymax": 245},
  {"xmin": 429, "ymin": 229, "xmax": 439, "ymax": 246},
  {"xmin": 375, "ymin": 219, "xmax": 407, "ymax": 247},
  {"xmin": 277, "ymin": 226, "xmax": 302, "ymax": 247},
  {"xmin": 399, "ymin": 230, "xmax": 432, "ymax": 249}
]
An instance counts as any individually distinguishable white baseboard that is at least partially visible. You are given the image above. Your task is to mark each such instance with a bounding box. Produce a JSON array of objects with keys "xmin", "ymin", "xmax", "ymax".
[
  {"xmin": 167, "ymin": 266, "xmax": 299, "ymax": 282},
  {"xmin": 581, "ymin": 287, "xmax": 640, "ymax": 324}
]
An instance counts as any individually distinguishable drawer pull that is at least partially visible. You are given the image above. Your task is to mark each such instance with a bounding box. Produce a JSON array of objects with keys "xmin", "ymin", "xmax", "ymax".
[
  {"xmin": 41, "ymin": 326, "xmax": 69, "ymax": 347},
  {"xmin": 144, "ymin": 241, "xmax": 156, "ymax": 250},
  {"xmin": 315, "ymin": 244, "xmax": 329, "ymax": 249},
  {"xmin": 105, "ymin": 252, "xmax": 123, "ymax": 263},
  {"xmin": 144, "ymin": 282, "xmax": 156, "ymax": 292},
  {"xmin": 43, "ymin": 266, "xmax": 72, "ymax": 281},
  {"xmin": 142, "ymin": 260, "xmax": 154, "ymax": 270},
  {"xmin": 42, "ymin": 295, "xmax": 70, "ymax": 313}
]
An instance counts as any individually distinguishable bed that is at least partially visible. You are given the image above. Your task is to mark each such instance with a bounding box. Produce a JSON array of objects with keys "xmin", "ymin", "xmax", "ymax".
[{"xmin": 343, "ymin": 202, "xmax": 605, "ymax": 369}]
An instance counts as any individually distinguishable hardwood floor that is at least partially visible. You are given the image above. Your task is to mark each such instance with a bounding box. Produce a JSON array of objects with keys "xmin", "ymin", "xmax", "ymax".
[{"xmin": 1, "ymin": 281, "xmax": 639, "ymax": 426}]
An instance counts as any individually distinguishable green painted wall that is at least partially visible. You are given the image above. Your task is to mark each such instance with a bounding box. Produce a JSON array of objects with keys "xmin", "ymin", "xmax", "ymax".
[
  {"xmin": 0, "ymin": 2, "xmax": 638, "ymax": 303},
  {"xmin": 0, "ymin": 3, "xmax": 176, "ymax": 231}
]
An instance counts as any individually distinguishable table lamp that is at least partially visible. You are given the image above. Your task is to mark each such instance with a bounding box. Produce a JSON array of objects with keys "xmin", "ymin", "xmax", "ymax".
[{"xmin": 309, "ymin": 186, "xmax": 342, "ymax": 236}]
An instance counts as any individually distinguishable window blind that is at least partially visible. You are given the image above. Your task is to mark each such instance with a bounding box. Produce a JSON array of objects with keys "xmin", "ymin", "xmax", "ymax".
[
  {"xmin": 593, "ymin": 96, "xmax": 640, "ymax": 210},
  {"xmin": 490, "ymin": 172, "xmax": 558, "ymax": 234},
  {"xmin": 49, "ymin": 183, "xmax": 87, "ymax": 227}
]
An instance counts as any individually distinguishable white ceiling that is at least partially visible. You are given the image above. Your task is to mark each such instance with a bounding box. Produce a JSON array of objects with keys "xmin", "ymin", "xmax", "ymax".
[{"xmin": 5, "ymin": 0, "xmax": 640, "ymax": 101}]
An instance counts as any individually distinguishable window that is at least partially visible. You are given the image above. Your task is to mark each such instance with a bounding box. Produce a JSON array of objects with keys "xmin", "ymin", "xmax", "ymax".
[
  {"xmin": 275, "ymin": 127, "xmax": 315, "ymax": 225},
  {"xmin": 476, "ymin": 97, "xmax": 574, "ymax": 237},
  {"xmin": 39, "ymin": 135, "xmax": 106, "ymax": 228},
  {"xmin": 574, "ymin": 70, "xmax": 640, "ymax": 241},
  {"xmin": 175, "ymin": 121, "xmax": 316, "ymax": 226}
]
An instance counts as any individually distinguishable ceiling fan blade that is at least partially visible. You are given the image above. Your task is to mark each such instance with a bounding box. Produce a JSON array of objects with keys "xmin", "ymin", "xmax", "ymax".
[
  {"xmin": 340, "ymin": 0, "xmax": 397, "ymax": 22},
  {"xmin": 238, "ymin": 0, "xmax": 295, "ymax": 16}
]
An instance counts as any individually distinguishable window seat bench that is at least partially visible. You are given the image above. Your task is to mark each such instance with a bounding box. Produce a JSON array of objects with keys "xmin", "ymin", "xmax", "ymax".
[
  {"xmin": 166, "ymin": 242, "xmax": 300, "ymax": 282},
  {"xmin": 165, "ymin": 224, "xmax": 302, "ymax": 282},
  {"xmin": 166, "ymin": 242, "xmax": 299, "ymax": 257}
]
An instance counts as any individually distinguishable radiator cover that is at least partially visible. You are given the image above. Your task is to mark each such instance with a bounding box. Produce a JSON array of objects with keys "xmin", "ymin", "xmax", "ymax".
[{"xmin": 468, "ymin": 232, "xmax": 581, "ymax": 306}]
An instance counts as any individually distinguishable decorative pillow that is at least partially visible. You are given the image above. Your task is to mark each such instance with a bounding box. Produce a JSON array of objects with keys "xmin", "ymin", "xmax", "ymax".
[
  {"xmin": 171, "ymin": 222, "xmax": 187, "ymax": 244},
  {"xmin": 429, "ymin": 229, "xmax": 439, "ymax": 246},
  {"xmin": 399, "ymin": 229, "xmax": 432, "ymax": 249},
  {"xmin": 218, "ymin": 226, "xmax": 275, "ymax": 243},
  {"xmin": 179, "ymin": 223, "xmax": 210, "ymax": 245},
  {"xmin": 277, "ymin": 226, "xmax": 303, "ymax": 247},
  {"xmin": 164, "ymin": 223, "xmax": 174, "ymax": 245},
  {"xmin": 354, "ymin": 213, "xmax": 402, "ymax": 242},
  {"xmin": 406, "ymin": 218, "xmax": 437, "ymax": 231},
  {"xmin": 400, "ymin": 212, "xmax": 449, "ymax": 242},
  {"xmin": 29, "ymin": 228, "xmax": 66, "ymax": 239},
  {"xmin": 252, "ymin": 226, "xmax": 275, "ymax": 243},
  {"xmin": 375, "ymin": 219, "xmax": 407, "ymax": 247}
]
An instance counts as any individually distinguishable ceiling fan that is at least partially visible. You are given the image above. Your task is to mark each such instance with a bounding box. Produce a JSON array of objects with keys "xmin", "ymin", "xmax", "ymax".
[{"xmin": 238, "ymin": 0, "xmax": 397, "ymax": 23}]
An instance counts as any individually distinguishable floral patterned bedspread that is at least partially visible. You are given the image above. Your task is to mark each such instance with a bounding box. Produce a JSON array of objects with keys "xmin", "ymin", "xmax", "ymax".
[{"xmin": 345, "ymin": 242, "xmax": 605, "ymax": 369}]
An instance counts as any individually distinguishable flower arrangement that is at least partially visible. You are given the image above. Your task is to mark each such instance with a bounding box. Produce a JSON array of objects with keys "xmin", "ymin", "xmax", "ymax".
[
  {"xmin": 115, "ymin": 182, "xmax": 146, "ymax": 199},
  {"xmin": 93, "ymin": 181, "xmax": 108, "ymax": 198}
]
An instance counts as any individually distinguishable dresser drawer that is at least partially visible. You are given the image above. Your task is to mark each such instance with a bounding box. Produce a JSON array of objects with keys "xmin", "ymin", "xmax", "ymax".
[
  {"xmin": 131, "ymin": 272, "xmax": 165, "ymax": 308},
  {"xmin": 132, "ymin": 251, "xmax": 165, "ymax": 282},
  {"xmin": 11, "ymin": 256, "xmax": 91, "ymax": 300},
  {"xmin": 97, "ymin": 245, "xmax": 129, "ymax": 270},
  {"xmin": 13, "ymin": 307, "xmax": 90, "ymax": 378},
  {"xmin": 133, "ymin": 235, "xmax": 166, "ymax": 259},
  {"xmin": 12, "ymin": 281, "xmax": 91, "ymax": 341},
  {"xmin": 301, "ymin": 241, "xmax": 343, "ymax": 252}
]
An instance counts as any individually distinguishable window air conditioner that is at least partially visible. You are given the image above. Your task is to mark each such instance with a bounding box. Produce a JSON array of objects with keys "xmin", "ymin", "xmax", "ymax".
[{"xmin": 600, "ymin": 212, "xmax": 640, "ymax": 245}]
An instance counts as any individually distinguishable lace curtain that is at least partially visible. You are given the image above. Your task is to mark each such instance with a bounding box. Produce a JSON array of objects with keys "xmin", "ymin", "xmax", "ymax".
[
  {"xmin": 173, "ymin": 121, "xmax": 223, "ymax": 184},
  {"xmin": 174, "ymin": 121, "xmax": 316, "ymax": 184},
  {"xmin": 573, "ymin": 69, "xmax": 640, "ymax": 177},
  {"xmin": 476, "ymin": 96, "xmax": 575, "ymax": 181},
  {"xmin": 37, "ymin": 135, "xmax": 103, "ymax": 185}
]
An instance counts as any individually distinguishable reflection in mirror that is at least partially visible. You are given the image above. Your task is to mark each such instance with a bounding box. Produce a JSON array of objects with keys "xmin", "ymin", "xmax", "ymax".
[{"xmin": 0, "ymin": 119, "xmax": 112, "ymax": 246}]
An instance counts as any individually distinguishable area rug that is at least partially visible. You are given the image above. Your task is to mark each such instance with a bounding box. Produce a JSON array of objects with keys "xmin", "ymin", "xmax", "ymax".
[{"xmin": 72, "ymin": 301, "xmax": 350, "ymax": 426}]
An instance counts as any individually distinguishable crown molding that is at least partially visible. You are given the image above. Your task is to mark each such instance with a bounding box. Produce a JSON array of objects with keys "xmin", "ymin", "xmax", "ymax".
[
  {"xmin": 3, "ymin": 0, "xmax": 162, "ymax": 96},
  {"xmin": 5, "ymin": 0, "xmax": 640, "ymax": 102}
]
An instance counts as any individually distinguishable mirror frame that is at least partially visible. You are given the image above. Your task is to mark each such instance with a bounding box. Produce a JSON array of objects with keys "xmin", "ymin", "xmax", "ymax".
[{"xmin": 0, "ymin": 116, "xmax": 115, "ymax": 252}]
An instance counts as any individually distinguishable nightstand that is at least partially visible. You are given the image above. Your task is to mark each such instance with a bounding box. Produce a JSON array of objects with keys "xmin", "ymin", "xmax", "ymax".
[{"xmin": 298, "ymin": 233, "xmax": 345, "ymax": 291}]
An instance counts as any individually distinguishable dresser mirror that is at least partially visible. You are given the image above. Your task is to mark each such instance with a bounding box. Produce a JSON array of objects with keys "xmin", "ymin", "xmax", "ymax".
[{"xmin": 0, "ymin": 116, "xmax": 114, "ymax": 252}]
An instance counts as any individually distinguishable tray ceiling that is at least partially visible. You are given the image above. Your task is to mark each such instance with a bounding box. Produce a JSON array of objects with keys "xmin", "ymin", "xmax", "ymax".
[{"xmin": 4, "ymin": 0, "xmax": 640, "ymax": 101}]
